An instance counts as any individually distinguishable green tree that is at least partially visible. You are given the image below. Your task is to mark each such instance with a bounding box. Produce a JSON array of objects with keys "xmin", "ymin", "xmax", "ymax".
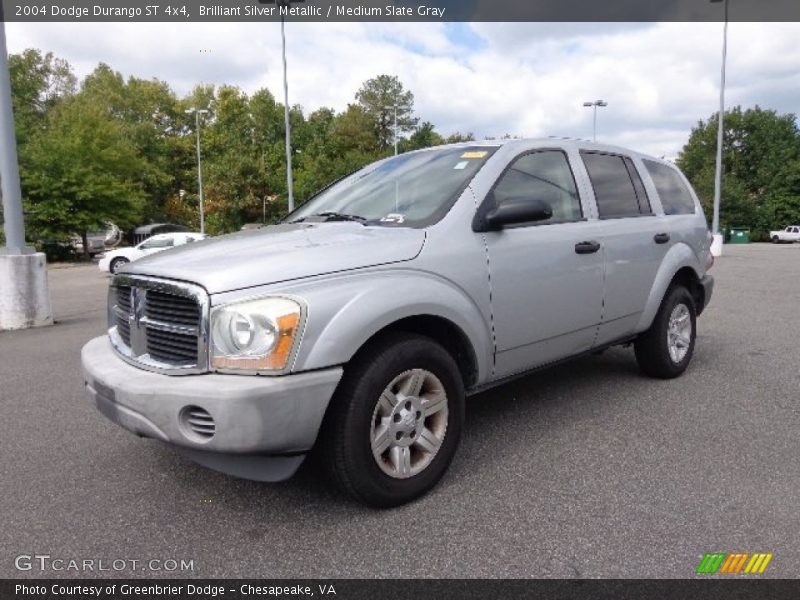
[
  {"xmin": 8, "ymin": 49, "xmax": 76, "ymax": 144},
  {"xmin": 80, "ymin": 64, "xmax": 183, "ymax": 223},
  {"xmin": 401, "ymin": 121, "xmax": 445, "ymax": 152},
  {"xmin": 355, "ymin": 74, "xmax": 418, "ymax": 151},
  {"xmin": 677, "ymin": 106, "xmax": 800, "ymax": 240},
  {"xmin": 21, "ymin": 96, "xmax": 147, "ymax": 256},
  {"xmin": 446, "ymin": 131, "xmax": 475, "ymax": 143},
  {"xmin": 201, "ymin": 85, "xmax": 267, "ymax": 232}
]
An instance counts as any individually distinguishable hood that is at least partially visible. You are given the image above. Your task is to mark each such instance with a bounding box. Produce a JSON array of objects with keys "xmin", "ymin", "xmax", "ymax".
[{"xmin": 125, "ymin": 222, "xmax": 426, "ymax": 294}]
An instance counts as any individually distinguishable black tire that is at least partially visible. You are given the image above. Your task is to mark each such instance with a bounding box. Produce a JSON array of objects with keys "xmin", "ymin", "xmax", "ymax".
[
  {"xmin": 110, "ymin": 257, "xmax": 129, "ymax": 274},
  {"xmin": 772, "ymin": 236, "xmax": 780, "ymax": 244},
  {"xmin": 634, "ymin": 285, "xmax": 697, "ymax": 379},
  {"xmin": 319, "ymin": 332, "xmax": 465, "ymax": 508}
]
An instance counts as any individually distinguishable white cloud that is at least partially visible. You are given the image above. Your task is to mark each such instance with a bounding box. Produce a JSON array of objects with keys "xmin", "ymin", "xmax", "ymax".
[{"xmin": 5, "ymin": 21, "xmax": 800, "ymax": 158}]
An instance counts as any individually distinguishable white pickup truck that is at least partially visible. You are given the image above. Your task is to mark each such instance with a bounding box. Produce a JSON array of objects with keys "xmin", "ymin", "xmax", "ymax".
[{"xmin": 770, "ymin": 226, "xmax": 800, "ymax": 243}]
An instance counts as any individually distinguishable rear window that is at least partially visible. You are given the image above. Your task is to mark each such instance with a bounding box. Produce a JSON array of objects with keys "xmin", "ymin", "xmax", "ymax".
[
  {"xmin": 580, "ymin": 152, "xmax": 651, "ymax": 219},
  {"xmin": 643, "ymin": 160, "xmax": 697, "ymax": 215}
]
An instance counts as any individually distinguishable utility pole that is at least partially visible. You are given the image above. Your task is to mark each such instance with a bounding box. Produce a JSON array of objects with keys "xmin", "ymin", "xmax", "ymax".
[
  {"xmin": 0, "ymin": 18, "xmax": 53, "ymax": 330},
  {"xmin": 383, "ymin": 104, "xmax": 399, "ymax": 155},
  {"xmin": 280, "ymin": 7, "xmax": 294, "ymax": 212},
  {"xmin": 710, "ymin": 0, "xmax": 729, "ymax": 257},
  {"xmin": 392, "ymin": 104, "xmax": 398, "ymax": 156},
  {"xmin": 258, "ymin": 0, "xmax": 304, "ymax": 212},
  {"xmin": 185, "ymin": 108, "xmax": 209, "ymax": 234}
]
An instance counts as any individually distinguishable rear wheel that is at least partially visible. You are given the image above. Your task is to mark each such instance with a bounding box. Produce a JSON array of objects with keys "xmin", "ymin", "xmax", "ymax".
[
  {"xmin": 634, "ymin": 285, "xmax": 697, "ymax": 379},
  {"xmin": 319, "ymin": 332, "xmax": 464, "ymax": 507},
  {"xmin": 109, "ymin": 257, "xmax": 129, "ymax": 274}
]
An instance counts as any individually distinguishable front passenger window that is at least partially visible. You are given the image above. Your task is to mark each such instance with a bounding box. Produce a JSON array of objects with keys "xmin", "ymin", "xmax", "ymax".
[{"xmin": 491, "ymin": 150, "xmax": 582, "ymax": 224}]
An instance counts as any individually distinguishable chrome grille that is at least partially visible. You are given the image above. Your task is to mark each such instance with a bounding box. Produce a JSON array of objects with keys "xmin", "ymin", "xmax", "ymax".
[
  {"xmin": 108, "ymin": 275, "xmax": 209, "ymax": 375},
  {"xmin": 115, "ymin": 286, "xmax": 132, "ymax": 346},
  {"xmin": 146, "ymin": 327, "xmax": 197, "ymax": 365},
  {"xmin": 145, "ymin": 291, "xmax": 199, "ymax": 326}
]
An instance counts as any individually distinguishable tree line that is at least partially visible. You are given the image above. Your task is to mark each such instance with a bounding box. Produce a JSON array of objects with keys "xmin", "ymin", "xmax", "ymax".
[
  {"xmin": 677, "ymin": 106, "xmax": 800, "ymax": 241},
  {"xmin": 3, "ymin": 48, "xmax": 799, "ymax": 255},
  {"xmin": 4, "ymin": 49, "xmax": 476, "ymax": 255}
]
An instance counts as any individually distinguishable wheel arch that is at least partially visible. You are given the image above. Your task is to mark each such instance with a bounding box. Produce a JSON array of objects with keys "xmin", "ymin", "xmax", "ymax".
[
  {"xmin": 291, "ymin": 270, "xmax": 492, "ymax": 387},
  {"xmin": 349, "ymin": 315, "xmax": 480, "ymax": 389},
  {"xmin": 635, "ymin": 243, "xmax": 705, "ymax": 333}
]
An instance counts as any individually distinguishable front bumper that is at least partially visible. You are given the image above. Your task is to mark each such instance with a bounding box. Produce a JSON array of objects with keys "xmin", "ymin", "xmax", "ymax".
[{"xmin": 81, "ymin": 336, "xmax": 343, "ymax": 480}]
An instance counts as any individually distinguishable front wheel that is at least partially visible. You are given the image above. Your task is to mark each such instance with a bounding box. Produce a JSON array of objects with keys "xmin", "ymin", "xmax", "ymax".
[
  {"xmin": 319, "ymin": 332, "xmax": 464, "ymax": 507},
  {"xmin": 634, "ymin": 285, "xmax": 697, "ymax": 379},
  {"xmin": 772, "ymin": 236, "xmax": 780, "ymax": 244},
  {"xmin": 109, "ymin": 257, "xmax": 129, "ymax": 274}
]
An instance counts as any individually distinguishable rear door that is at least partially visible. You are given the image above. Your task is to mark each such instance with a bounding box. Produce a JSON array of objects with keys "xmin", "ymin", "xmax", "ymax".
[{"xmin": 579, "ymin": 151, "xmax": 670, "ymax": 346}]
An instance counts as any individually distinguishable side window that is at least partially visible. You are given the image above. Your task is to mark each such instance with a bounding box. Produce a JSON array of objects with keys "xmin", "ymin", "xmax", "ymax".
[
  {"xmin": 581, "ymin": 152, "xmax": 649, "ymax": 219},
  {"xmin": 624, "ymin": 158, "xmax": 651, "ymax": 214},
  {"xmin": 141, "ymin": 237, "xmax": 174, "ymax": 250},
  {"xmin": 642, "ymin": 159, "xmax": 697, "ymax": 215},
  {"xmin": 491, "ymin": 150, "xmax": 582, "ymax": 224}
]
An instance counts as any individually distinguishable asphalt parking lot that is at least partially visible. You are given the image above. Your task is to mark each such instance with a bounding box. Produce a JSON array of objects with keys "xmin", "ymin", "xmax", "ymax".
[{"xmin": 1, "ymin": 243, "xmax": 799, "ymax": 579}]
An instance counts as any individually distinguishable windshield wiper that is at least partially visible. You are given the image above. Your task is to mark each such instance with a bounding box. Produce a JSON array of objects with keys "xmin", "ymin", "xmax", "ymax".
[{"xmin": 293, "ymin": 212, "xmax": 367, "ymax": 224}]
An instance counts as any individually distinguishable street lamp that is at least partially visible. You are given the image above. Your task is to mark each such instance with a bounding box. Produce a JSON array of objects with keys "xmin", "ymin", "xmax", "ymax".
[
  {"xmin": 185, "ymin": 107, "xmax": 209, "ymax": 234},
  {"xmin": 582, "ymin": 100, "xmax": 608, "ymax": 142},
  {"xmin": 709, "ymin": 0, "xmax": 729, "ymax": 257},
  {"xmin": 259, "ymin": 0, "xmax": 305, "ymax": 213}
]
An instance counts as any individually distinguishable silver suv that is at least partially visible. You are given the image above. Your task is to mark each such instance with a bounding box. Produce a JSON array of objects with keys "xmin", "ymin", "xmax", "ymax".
[{"xmin": 81, "ymin": 139, "xmax": 714, "ymax": 507}]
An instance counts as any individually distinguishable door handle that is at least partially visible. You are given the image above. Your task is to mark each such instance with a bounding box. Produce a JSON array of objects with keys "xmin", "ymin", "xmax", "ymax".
[
  {"xmin": 654, "ymin": 233, "xmax": 671, "ymax": 244},
  {"xmin": 575, "ymin": 240, "xmax": 601, "ymax": 254}
]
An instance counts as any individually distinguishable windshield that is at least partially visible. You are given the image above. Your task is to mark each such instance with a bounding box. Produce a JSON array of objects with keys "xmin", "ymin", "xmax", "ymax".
[{"xmin": 288, "ymin": 146, "xmax": 497, "ymax": 228}]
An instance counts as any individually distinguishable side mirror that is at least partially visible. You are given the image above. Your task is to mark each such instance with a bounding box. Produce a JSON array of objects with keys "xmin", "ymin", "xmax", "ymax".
[{"xmin": 477, "ymin": 197, "xmax": 553, "ymax": 231}]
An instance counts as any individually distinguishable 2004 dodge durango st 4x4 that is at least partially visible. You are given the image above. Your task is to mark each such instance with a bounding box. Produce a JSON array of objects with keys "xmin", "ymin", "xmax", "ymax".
[{"xmin": 82, "ymin": 139, "xmax": 714, "ymax": 507}]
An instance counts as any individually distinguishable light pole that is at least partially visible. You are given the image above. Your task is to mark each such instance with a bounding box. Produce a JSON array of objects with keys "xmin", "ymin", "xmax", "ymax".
[
  {"xmin": 0, "ymin": 24, "xmax": 29, "ymax": 255},
  {"xmin": 185, "ymin": 107, "xmax": 209, "ymax": 234},
  {"xmin": 0, "ymin": 18, "xmax": 52, "ymax": 330},
  {"xmin": 583, "ymin": 100, "xmax": 608, "ymax": 142},
  {"xmin": 710, "ymin": 0, "xmax": 729, "ymax": 257},
  {"xmin": 383, "ymin": 104, "xmax": 399, "ymax": 156},
  {"xmin": 260, "ymin": 0, "xmax": 305, "ymax": 213}
]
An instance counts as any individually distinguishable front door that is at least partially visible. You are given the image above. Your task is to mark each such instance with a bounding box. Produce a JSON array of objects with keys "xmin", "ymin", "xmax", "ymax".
[{"xmin": 482, "ymin": 149, "xmax": 605, "ymax": 379}]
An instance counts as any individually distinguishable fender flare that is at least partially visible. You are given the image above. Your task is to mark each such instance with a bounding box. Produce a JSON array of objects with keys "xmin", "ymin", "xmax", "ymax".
[
  {"xmin": 634, "ymin": 243, "xmax": 702, "ymax": 333},
  {"xmin": 292, "ymin": 269, "xmax": 493, "ymax": 383}
]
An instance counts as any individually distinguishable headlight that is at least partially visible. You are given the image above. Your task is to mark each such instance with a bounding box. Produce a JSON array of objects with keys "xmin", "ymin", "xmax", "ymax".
[{"xmin": 210, "ymin": 296, "xmax": 304, "ymax": 373}]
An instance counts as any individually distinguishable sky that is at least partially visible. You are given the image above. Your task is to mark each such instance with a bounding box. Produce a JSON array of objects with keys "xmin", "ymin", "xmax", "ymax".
[{"xmin": 5, "ymin": 21, "xmax": 800, "ymax": 159}]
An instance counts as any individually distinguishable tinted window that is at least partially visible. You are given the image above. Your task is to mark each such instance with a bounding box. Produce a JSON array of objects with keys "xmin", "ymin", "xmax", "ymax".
[
  {"xmin": 643, "ymin": 159, "xmax": 697, "ymax": 215},
  {"xmin": 581, "ymin": 152, "xmax": 644, "ymax": 218},
  {"xmin": 492, "ymin": 150, "xmax": 582, "ymax": 224},
  {"xmin": 624, "ymin": 157, "xmax": 651, "ymax": 214}
]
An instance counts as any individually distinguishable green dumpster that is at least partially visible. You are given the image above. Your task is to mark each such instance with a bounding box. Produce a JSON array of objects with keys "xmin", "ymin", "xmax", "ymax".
[{"xmin": 729, "ymin": 227, "xmax": 750, "ymax": 244}]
